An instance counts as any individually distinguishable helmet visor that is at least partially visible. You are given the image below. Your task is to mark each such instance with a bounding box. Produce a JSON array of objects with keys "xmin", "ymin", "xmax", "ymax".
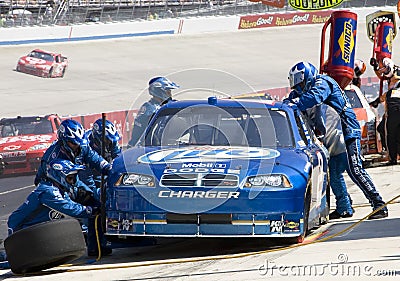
[
  {"xmin": 289, "ymin": 71, "xmax": 304, "ymax": 89},
  {"xmin": 66, "ymin": 173, "xmax": 78, "ymax": 185}
]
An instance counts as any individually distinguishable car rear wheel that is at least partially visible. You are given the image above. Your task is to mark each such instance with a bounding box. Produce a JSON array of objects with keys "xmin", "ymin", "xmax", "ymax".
[
  {"xmin": 16, "ymin": 65, "xmax": 20, "ymax": 72},
  {"xmin": 4, "ymin": 218, "xmax": 86, "ymax": 274}
]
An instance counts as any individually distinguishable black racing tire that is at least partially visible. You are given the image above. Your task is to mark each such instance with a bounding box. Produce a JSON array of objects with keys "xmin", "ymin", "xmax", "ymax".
[
  {"xmin": 61, "ymin": 67, "xmax": 66, "ymax": 78},
  {"xmin": 4, "ymin": 218, "xmax": 86, "ymax": 274},
  {"xmin": 47, "ymin": 67, "xmax": 53, "ymax": 78}
]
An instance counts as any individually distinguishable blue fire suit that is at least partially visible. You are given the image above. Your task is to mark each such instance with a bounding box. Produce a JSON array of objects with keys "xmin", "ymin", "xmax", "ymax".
[
  {"xmin": 34, "ymin": 140, "xmax": 111, "ymax": 187},
  {"xmin": 7, "ymin": 179, "xmax": 95, "ymax": 235},
  {"xmin": 128, "ymin": 97, "xmax": 171, "ymax": 147},
  {"xmin": 80, "ymin": 130, "xmax": 121, "ymax": 190},
  {"xmin": 33, "ymin": 140, "xmax": 111, "ymax": 254},
  {"xmin": 288, "ymin": 74, "xmax": 387, "ymax": 211},
  {"xmin": 79, "ymin": 130, "xmax": 121, "ymax": 253}
]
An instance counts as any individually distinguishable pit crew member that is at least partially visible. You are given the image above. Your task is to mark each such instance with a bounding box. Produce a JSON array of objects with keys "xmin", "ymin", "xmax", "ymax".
[
  {"xmin": 33, "ymin": 119, "xmax": 112, "ymax": 256},
  {"xmin": 127, "ymin": 76, "xmax": 179, "ymax": 147},
  {"xmin": 307, "ymin": 104, "xmax": 354, "ymax": 219},
  {"xmin": 285, "ymin": 61, "xmax": 388, "ymax": 219},
  {"xmin": 34, "ymin": 119, "xmax": 111, "ymax": 186},
  {"xmin": 80, "ymin": 118, "xmax": 121, "ymax": 256},
  {"xmin": 369, "ymin": 58, "xmax": 400, "ymax": 165}
]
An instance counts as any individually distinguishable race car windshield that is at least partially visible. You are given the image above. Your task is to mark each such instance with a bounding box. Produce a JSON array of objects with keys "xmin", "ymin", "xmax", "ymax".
[
  {"xmin": 144, "ymin": 106, "xmax": 294, "ymax": 148},
  {"xmin": 29, "ymin": 51, "xmax": 54, "ymax": 62},
  {"xmin": 0, "ymin": 118, "xmax": 53, "ymax": 137}
]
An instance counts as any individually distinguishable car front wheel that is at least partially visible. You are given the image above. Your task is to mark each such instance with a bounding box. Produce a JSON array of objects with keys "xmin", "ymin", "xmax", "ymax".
[{"xmin": 47, "ymin": 67, "xmax": 53, "ymax": 78}]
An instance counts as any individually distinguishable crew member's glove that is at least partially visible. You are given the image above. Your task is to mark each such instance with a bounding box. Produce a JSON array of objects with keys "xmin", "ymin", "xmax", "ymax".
[
  {"xmin": 369, "ymin": 96, "xmax": 381, "ymax": 108},
  {"xmin": 370, "ymin": 58, "xmax": 379, "ymax": 71},
  {"xmin": 86, "ymin": 206, "xmax": 101, "ymax": 216},
  {"xmin": 101, "ymin": 161, "xmax": 112, "ymax": 175},
  {"xmin": 283, "ymin": 97, "xmax": 299, "ymax": 105}
]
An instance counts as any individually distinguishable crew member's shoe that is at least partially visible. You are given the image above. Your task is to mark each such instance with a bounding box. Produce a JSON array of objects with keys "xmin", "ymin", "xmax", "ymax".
[
  {"xmin": 329, "ymin": 210, "xmax": 353, "ymax": 220},
  {"xmin": 385, "ymin": 160, "xmax": 397, "ymax": 166},
  {"xmin": 88, "ymin": 246, "xmax": 112, "ymax": 257},
  {"xmin": 368, "ymin": 209, "xmax": 388, "ymax": 220}
]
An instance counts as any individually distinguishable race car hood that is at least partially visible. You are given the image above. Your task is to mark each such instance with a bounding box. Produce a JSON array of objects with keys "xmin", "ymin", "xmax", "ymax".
[
  {"xmin": 110, "ymin": 145, "xmax": 310, "ymax": 184},
  {"xmin": 0, "ymin": 134, "xmax": 55, "ymax": 153}
]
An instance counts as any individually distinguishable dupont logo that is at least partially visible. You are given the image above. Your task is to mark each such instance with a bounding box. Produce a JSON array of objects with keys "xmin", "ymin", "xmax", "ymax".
[{"xmin": 289, "ymin": 0, "xmax": 344, "ymax": 11}]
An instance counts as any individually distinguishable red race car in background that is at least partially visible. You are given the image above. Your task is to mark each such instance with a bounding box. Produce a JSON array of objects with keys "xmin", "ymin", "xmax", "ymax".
[
  {"xmin": 16, "ymin": 49, "xmax": 68, "ymax": 78},
  {"xmin": 0, "ymin": 114, "xmax": 62, "ymax": 176}
]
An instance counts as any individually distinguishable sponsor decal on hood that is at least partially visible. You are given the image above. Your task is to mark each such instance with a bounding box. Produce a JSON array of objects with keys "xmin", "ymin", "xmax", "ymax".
[
  {"xmin": 0, "ymin": 134, "xmax": 54, "ymax": 145},
  {"xmin": 137, "ymin": 146, "xmax": 280, "ymax": 164}
]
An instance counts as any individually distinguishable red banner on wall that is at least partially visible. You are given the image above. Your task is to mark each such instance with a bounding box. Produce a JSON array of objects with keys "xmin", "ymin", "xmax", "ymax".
[
  {"xmin": 62, "ymin": 109, "xmax": 138, "ymax": 147},
  {"xmin": 238, "ymin": 10, "xmax": 332, "ymax": 29}
]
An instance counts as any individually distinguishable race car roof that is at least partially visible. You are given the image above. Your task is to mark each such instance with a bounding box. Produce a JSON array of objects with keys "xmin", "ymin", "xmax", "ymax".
[
  {"xmin": 163, "ymin": 97, "xmax": 289, "ymax": 110},
  {"xmin": 0, "ymin": 114, "xmax": 57, "ymax": 124}
]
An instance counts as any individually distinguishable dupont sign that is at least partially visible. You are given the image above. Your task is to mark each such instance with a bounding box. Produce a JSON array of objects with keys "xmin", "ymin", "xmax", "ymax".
[{"xmin": 238, "ymin": 11, "xmax": 332, "ymax": 29}]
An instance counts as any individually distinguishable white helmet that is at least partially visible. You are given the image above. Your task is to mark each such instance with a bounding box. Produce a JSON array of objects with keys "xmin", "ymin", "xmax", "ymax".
[{"xmin": 354, "ymin": 59, "xmax": 366, "ymax": 78}]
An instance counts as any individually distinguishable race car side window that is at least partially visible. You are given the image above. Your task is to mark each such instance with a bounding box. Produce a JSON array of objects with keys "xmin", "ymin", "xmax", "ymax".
[
  {"xmin": 1, "ymin": 125, "xmax": 14, "ymax": 137},
  {"xmin": 53, "ymin": 118, "xmax": 61, "ymax": 131}
]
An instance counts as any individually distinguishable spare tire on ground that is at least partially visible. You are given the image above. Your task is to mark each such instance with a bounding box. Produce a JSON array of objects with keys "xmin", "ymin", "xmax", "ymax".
[{"xmin": 4, "ymin": 218, "xmax": 86, "ymax": 274}]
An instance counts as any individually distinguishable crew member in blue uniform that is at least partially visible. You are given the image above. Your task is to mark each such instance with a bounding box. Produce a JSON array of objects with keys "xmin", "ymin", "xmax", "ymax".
[
  {"xmin": 81, "ymin": 118, "xmax": 121, "ymax": 189},
  {"xmin": 8, "ymin": 159, "xmax": 98, "ymax": 235},
  {"xmin": 33, "ymin": 119, "xmax": 112, "ymax": 256},
  {"xmin": 34, "ymin": 119, "xmax": 111, "ymax": 186},
  {"xmin": 128, "ymin": 76, "xmax": 179, "ymax": 147},
  {"xmin": 285, "ymin": 61, "xmax": 388, "ymax": 219},
  {"xmin": 79, "ymin": 118, "xmax": 121, "ymax": 256}
]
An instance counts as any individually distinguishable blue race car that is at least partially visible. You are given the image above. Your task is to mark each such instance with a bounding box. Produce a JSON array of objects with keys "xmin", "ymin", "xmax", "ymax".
[{"xmin": 106, "ymin": 97, "xmax": 330, "ymax": 243}]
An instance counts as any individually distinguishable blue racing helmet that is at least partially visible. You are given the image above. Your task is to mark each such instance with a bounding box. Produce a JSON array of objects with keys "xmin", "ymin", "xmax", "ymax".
[
  {"xmin": 46, "ymin": 159, "xmax": 86, "ymax": 190},
  {"xmin": 148, "ymin": 76, "xmax": 179, "ymax": 101},
  {"xmin": 288, "ymin": 62, "xmax": 318, "ymax": 95},
  {"xmin": 92, "ymin": 119, "xmax": 121, "ymax": 144},
  {"xmin": 58, "ymin": 119, "xmax": 87, "ymax": 145},
  {"xmin": 58, "ymin": 119, "xmax": 87, "ymax": 156}
]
